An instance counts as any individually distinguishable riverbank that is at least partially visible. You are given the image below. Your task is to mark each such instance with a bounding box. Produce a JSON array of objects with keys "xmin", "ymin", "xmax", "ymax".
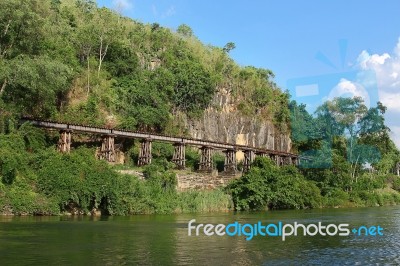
[{"xmin": 2, "ymin": 176, "xmax": 400, "ymax": 216}]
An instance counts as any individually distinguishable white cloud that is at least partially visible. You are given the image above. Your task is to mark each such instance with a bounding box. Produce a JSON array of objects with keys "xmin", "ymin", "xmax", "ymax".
[
  {"xmin": 161, "ymin": 5, "xmax": 176, "ymax": 18},
  {"xmin": 356, "ymin": 40, "xmax": 400, "ymax": 94},
  {"xmin": 152, "ymin": 4, "xmax": 176, "ymax": 19},
  {"xmin": 112, "ymin": 0, "xmax": 133, "ymax": 11},
  {"xmin": 151, "ymin": 4, "xmax": 158, "ymax": 17},
  {"xmin": 328, "ymin": 78, "xmax": 371, "ymax": 108},
  {"xmin": 357, "ymin": 50, "xmax": 391, "ymax": 68},
  {"xmin": 352, "ymin": 38, "xmax": 400, "ymax": 147},
  {"xmin": 379, "ymin": 90, "xmax": 400, "ymax": 112},
  {"xmin": 390, "ymin": 126, "xmax": 400, "ymax": 148},
  {"xmin": 395, "ymin": 38, "xmax": 400, "ymax": 56}
]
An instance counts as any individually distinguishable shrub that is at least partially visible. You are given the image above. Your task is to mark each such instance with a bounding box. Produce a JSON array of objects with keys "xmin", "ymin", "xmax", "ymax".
[{"xmin": 226, "ymin": 157, "xmax": 322, "ymax": 211}]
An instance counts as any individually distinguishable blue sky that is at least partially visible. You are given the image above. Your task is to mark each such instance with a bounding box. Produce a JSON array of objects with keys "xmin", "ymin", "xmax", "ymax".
[{"xmin": 98, "ymin": 0, "xmax": 400, "ymax": 146}]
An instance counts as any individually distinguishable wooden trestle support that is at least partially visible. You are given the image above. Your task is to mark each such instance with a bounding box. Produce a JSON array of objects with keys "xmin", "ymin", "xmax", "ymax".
[
  {"xmin": 223, "ymin": 148, "xmax": 237, "ymax": 175},
  {"xmin": 172, "ymin": 142, "xmax": 186, "ymax": 169},
  {"xmin": 99, "ymin": 135, "xmax": 115, "ymax": 162},
  {"xmin": 138, "ymin": 139, "xmax": 152, "ymax": 166},
  {"xmin": 57, "ymin": 130, "xmax": 72, "ymax": 153},
  {"xmin": 199, "ymin": 146, "xmax": 213, "ymax": 172},
  {"xmin": 243, "ymin": 150, "xmax": 255, "ymax": 173},
  {"xmin": 257, "ymin": 152, "xmax": 269, "ymax": 159}
]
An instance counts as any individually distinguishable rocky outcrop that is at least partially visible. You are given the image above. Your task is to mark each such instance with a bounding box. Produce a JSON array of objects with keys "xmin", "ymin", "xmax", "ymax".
[
  {"xmin": 176, "ymin": 171, "xmax": 238, "ymax": 191},
  {"xmin": 181, "ymin": 87, "xmax": 291, "ymax": 154}
]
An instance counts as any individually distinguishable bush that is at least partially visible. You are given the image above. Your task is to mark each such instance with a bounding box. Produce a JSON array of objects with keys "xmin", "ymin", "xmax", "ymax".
[
  {"xmin": 226, "ymin": 157, "xmax": 322, "ymax": 211},
  {"xmin": 322, "ymin": 189, "xmax": 349, "ymax": 207},
  {"xmin": 393, "ymin": 176, "xmax": 400, "ymax": 191},
  {"xmin": 37, "ymin": 147, "xmax": 122, "ymax": 213}
]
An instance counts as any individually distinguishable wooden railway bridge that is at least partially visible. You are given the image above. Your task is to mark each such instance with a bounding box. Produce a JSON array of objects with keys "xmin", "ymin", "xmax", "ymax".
[{"xmin": 22, "ymin": 118, "xmax": 303, "ymax": 174}]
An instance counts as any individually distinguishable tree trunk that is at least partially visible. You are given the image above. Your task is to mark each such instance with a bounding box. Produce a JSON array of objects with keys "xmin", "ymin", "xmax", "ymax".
[
  {"xmin": 82, "ymin": 45, "xmax": 92, "ymax": 96},
  {"xmin": 97, "ymin": 36, "xmax": 108, "ymax": 78},
  {"xmin": 0, "ymin": 79, "xmax": 6, "ymax": 95},
  {"xmin": 352, "ymin": 154, "xmax": 360, "ymax": 186},
  {"xmin": 0, "ymin": 20, "xmax": 12, "ymax": 58},
  {"xmin": 2, "ymin": 20, "xmax": 11, "ymax": 37},
  {"xmin": 87, "ymin": 55, "xmax": 90, "ymax": 96}
]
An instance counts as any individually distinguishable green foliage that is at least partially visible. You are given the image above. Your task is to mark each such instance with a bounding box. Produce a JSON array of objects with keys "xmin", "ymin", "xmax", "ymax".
[
  {"xmin": 37, "ymin": 147, "xmax": 120, "ymax": 212},
  {"xmin": 3, "ymin": 185, "xmax": 59, "ymax": 215},
  {"xmin": 1, "ymin": 0, "xmax": 399, "ymax": 215},
  {"xmin": 289, "ymin": 100, "xmax": 320, "ymax": 151},
  {"xmin": 393, "ymin": 176, "xmax": 400, "ymax": 192},
  {"xmin": 223, "ymin": 42, "xmax": 236, "ymax": 53},
  {"xmin": 226, "ymin": 157, "xmax": 322, "ymax": 210},
  {"xmin": 213, "ymin": 153, "xmax": 225, "ymax": 172},
  {"xmin": 177, "ymin": 24, "xmax": 193, "ymax": 38},
  {"xmin": 322, "ymin": 189, "xmax": 349, "ymax": 207},
  {"xmin": 290, "ymin": 96, "xmax": 400, "ymax": 208},
  {"xmin": 185, "ymin": 147, "xmax": 200, "ymax": 170},
  {"xmin": 0, "ymin": 0, "xmax": 48, "ymax": 58},
  {"xmin": 1, "ymin": 0, "xmax": 291, "ymax": 134},
  {"xmin": 115, "ymin": 73, "xmax": 172, "ymax": 131},
  {"xmin": 0, "ymin": 132, "xmax": 30, "ymax": 185},
  {"xmin": 2, "ymin": 55, "xmax": 73, "ymax": 117},
  {"xmin": 176, "ymin": 189, "xmax": 232, "ymax": 212},
  {"xmin": 171, "ymin": 58, "xmax": 215, "ymax": 116}
]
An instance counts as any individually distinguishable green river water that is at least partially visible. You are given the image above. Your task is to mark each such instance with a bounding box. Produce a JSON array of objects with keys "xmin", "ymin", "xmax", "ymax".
[{"xmin": 1, "ymin": 206, "xmax": 400, "ymax": 265}]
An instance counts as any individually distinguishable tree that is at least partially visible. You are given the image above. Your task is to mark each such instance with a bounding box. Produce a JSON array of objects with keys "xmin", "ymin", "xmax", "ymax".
[
  {"xmin": 177, "ymin": 24, "xmax": 193, "ymax": 37},
  {"xmin": 75, "ymin": 0, "xmax": 97, "ymax": 14},
  {"xmin": 313, "ymin": 97, "xmax": 389, "ymax": 189},
  {"xmin": 223, "ymin": 42, "xmax": 236, "ymax": 53},
  {"xmin": 94, "ymin": 8, "xmax": 119, "ymax": 77},
  {"xmin": 289, "ymin": 100, "xmax": 320, "ymax": 151},
  {"xmin": 171, "ymin": 59, "xmax": 214, "ymax": 115},
  {"xmin": 151, "ymin": 23, "xmax": 160, "ymax": 31},
  {"xmin": 227, "ymin": 157, "xmax": 321, "ymax": 210},
  {"xmin": 0, "ymin": 0, "xmax": 47, "ymax": 59},
  {"xmin": 1, "ymin": 55, "xmax": 73, "ymax": 117}
]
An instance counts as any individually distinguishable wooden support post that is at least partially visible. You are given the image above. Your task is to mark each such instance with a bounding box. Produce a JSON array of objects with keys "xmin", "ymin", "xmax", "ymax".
[
  {"xmin": 138, "ymin": 139, "xmax": 152, "ymax": 166},
  {"xmin": 284, "ymin": 156, "xmax": 292, "ymax": 166},
  {"xmin": 99, "ymin": 135, "xmax": 115, "ymax": 162},
  {"xmin": 257, "ymin": 153, "xmax": 268, "ymax": 158},
  {"xmin": 199, "ymin": 146, "xmax": 213, "ymax": 172},
  {"xmin": 293, "ymin": 157, "xmax": 299, "ymax": 166},
  {"xmin": 275, "ymin": 155, "xmax": 282, "ymax": 166},
  {"xmin": 57, "ymin": 130, "xmax": 72, "ymax": 153},
  {"xmin": 172, "ymin": 142, "xmax": 186, "ymax": 169},
  {"xmin": 268, "ymin": 154, "xmax": 278, "ymax": 165},
  {"xmin": 243, "ymin": 150, "xmax": 255, "ymax": 173},
  {"xmin": 224, "ymin": 148, "xmax": 237, "ymax": 175}
]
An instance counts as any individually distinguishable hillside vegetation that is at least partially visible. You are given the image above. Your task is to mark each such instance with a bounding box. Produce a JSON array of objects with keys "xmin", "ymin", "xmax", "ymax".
[
  {"xmin": 0, "ymin": 0, "xmax": 289, "ymax": 134},
  {"xmin": 1, "ymin": 0, "xmax": 400, "ymax": 215}
]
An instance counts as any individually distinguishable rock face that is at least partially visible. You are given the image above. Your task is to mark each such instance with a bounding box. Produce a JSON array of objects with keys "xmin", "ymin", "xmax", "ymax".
[
  {"xmin": 176, "ymin": 171, "xmax": 238, "ymax": 191},
  {"xmin": 182, "ymin": 88, "xmax": 292, "ymax": 155}
]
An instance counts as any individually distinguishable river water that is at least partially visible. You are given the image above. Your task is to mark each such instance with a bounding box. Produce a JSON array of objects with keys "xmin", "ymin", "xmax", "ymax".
[{"xmin": 1, "ymin": 206, "xmax": 399, "ymax": 265}]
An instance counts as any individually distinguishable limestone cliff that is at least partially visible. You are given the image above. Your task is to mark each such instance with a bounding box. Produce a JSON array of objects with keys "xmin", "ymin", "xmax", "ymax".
[{"xmin": 179, "ymin": 88, "xmax": 292, "ymax": 157}]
